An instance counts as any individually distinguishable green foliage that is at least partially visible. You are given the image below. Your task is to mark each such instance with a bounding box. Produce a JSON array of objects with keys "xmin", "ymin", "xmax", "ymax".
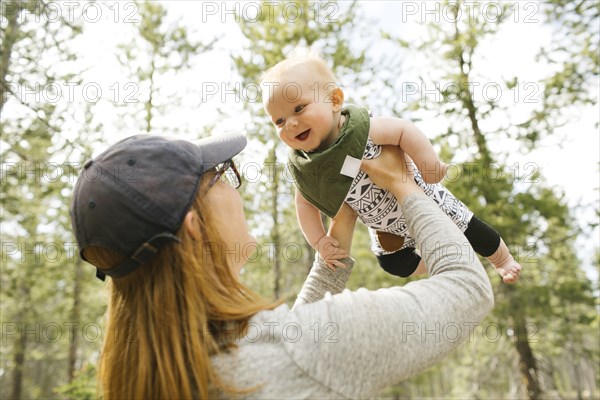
[
  {"xmin": 53, "ymin": 364, "xmax": 99, "ymax": 400},
  {"xmin": 382, "ymin": 0, "xmax": 598, "ymax": 398},
  {"xmin": 1, "ymin": 0, "xmax": 597, "ymax": 398},
  {"xmin": 0, "ymin": 1, "xmax": 206, "ymax": 397},
  {"xmin": 115, "ymin": 0, "xmax": 216, "ymax": 134},
  {"xmin": 1, "ymin": 2, "xmax": 88, "ymax": 398}
]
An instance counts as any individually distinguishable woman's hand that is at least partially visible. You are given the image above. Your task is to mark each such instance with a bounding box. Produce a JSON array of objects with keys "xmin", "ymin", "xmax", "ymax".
[{"xmin": 361, "ymin": 146, "xmax": 422, "ymax": 201}]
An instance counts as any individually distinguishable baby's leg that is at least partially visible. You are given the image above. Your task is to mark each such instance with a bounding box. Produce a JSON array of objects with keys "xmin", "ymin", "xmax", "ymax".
[
  {"xmin": 464, "ymin": 216, "xmax": 522, "ymax": 284},
  {"xmin": 376, "ymin": 248, "xmax": 425, "ymax": 278}
]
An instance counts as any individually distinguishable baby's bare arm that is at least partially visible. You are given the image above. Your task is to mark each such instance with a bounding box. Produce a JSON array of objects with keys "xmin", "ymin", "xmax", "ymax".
[
  {"xmin": 296, "ymin": 191, "xmax": 353, "ymax": 269},
  {"xmin": 329, "ymin": 203, "xmax": 358, "ymax": 253},
  {"xmin": 295, "ymin": 190, "xmax": 326, "ymax": 247},
  {"xmin": 369, "ymin": 117, "xmax": 447, "ymax": 183}
]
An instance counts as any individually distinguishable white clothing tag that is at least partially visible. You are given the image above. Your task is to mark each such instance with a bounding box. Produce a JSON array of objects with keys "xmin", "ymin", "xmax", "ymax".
[{"xmin": 340, "ymin": 155, "xmax": 362, "ymax": 178}]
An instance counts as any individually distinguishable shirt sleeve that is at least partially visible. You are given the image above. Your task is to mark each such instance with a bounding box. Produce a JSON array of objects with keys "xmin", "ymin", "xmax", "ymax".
[
  {"xmin": 283, "ymin": 192, "xmax": 495, "ymax": 398},
  {"xmin": 292, "ymin": 255, "xmax": 354, "ymax": 309}
]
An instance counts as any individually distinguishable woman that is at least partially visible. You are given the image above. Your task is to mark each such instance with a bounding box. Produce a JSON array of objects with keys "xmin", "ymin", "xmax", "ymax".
[{"xmin": 70, "ymin": 133, "xmax": 494, "ymax": 399}]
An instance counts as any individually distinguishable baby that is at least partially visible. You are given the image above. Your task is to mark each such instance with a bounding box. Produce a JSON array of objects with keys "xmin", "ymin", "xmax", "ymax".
[{"xmin": 261, "ymin": 55, "xmax": 521, "ymax": 283}]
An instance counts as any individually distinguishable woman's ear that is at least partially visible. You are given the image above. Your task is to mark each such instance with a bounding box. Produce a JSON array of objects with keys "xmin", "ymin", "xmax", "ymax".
[
  {"xmin": 184, "ymin": 211, "xmax": 200, "ymax": 240},
  {"xmin": 331, "ymin": 87, "xmax": 344, "ymax": 112}
]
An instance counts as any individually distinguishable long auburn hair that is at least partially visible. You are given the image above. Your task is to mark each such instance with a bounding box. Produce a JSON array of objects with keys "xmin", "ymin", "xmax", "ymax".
[{"xmin": 84, "ymin": 180, "xmax": 279, "ymax": 399}]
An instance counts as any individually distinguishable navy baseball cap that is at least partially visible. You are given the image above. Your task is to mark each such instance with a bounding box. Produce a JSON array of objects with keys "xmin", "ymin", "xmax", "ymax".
[{"xmin": 70, "ymin": 133, "xmax": 247, "ymax": 280}]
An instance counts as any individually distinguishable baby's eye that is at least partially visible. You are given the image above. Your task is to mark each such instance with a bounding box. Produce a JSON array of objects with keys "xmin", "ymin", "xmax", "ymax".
[
  {"xmin": 294, "ymin": 104, "xmax": 305, "ymax": 113},
  {"xmin": 275, "ymin": 118, "xmax": 285, "ymax": 126}
]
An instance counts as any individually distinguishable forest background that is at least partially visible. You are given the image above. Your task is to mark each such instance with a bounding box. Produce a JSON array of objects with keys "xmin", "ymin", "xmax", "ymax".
[{"xmin": 1, "ymin": 0, "xmax": 598, "ymax": 399}]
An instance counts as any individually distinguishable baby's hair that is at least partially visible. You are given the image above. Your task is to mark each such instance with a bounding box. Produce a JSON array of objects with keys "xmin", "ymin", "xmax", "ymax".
[{"xmin": 260, "ymin": 52, "xmax": 339, "ymax": 101}]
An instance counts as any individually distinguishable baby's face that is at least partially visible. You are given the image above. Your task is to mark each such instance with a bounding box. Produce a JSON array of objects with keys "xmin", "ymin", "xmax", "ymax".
[{"xmin": 263, "ymin": 67, "xmax": 341, "ymax": 153}]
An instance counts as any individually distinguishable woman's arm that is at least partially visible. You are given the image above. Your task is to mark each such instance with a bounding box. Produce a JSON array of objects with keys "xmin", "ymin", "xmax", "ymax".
[
  {"xmin": 292, "ymin": 255, "xmax": 354, "ymax": 309},
  {"xmin": 285, "ymin": 147, "xmax": 494, "ymax": 397}
]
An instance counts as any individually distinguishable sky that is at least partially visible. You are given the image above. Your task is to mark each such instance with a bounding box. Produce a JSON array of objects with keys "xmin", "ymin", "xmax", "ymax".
[{"xmin": 13, "ymin": 0, "xmax": 599, "ymax": 280}]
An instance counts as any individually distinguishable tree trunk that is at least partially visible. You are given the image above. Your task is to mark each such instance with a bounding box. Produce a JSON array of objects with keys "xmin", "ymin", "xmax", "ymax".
[
  {"xmin": 451, "ymin": 13, "xmax": 544, "ymax": 397},
  {"xmin": 452, "ymin": 15, "xmax": 497, "ymax": 202},
  {"xmin": 11, "ymin": 326, "xmax": 26, "ymax": 400},
  {"xmin": 270, "ymin": 146, "xmax": 281, "ymax": 298},
  {"xmin": 11, "ymin": 276, "xmax": 33, "ymax": 400},
  {"xmin": 461, "ymin": 75, "xmax": 493, "ymax": 168},
  {"xmin": 514, "ymin": 318, "xmax": 544, "ymax": 400},
  {"xmin": 145, "ymin": 59, "xmax": 156, "ymax": 133},
  {"xmin": 1, "ymin": 3, "xmax": 20, "ymax": 113},
  {"xmin": 68, "ymin": 259, "xmax": 83, "ymax": 382}
]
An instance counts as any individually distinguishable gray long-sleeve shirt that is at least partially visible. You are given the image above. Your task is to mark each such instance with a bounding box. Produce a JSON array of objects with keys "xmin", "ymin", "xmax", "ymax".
[{"xmin": 212, "ymin": 193, "xmax": 494, "ymax": 399}]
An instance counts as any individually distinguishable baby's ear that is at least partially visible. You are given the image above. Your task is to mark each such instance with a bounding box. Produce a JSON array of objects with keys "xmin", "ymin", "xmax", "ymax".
[{"xmin": 331, "ymin": 88, "xmax": 344, "ymax": 111}]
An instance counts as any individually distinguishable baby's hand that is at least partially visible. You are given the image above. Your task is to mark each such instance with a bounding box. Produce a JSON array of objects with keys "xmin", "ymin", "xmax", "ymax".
[{"xmin": 315, "ymin": 235, "xmax": 349, "ymax": 271}]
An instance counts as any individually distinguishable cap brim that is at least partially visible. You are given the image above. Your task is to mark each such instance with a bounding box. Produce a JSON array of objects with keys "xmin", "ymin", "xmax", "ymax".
[{"xmin": 196, "ymin": 132, "xmax": 247, "ymax": 168}]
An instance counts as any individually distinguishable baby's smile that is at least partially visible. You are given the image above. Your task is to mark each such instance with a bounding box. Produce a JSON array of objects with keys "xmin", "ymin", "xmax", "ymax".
[{"xmin": 295, "ymin": 129, "xmax": 310, "ymax": 141}]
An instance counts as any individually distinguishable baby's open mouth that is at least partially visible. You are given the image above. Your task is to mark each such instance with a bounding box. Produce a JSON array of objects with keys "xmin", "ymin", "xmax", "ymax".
[{"xmin": 296, "ymin": 129, "xmax": 310, "ymax": 141}]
